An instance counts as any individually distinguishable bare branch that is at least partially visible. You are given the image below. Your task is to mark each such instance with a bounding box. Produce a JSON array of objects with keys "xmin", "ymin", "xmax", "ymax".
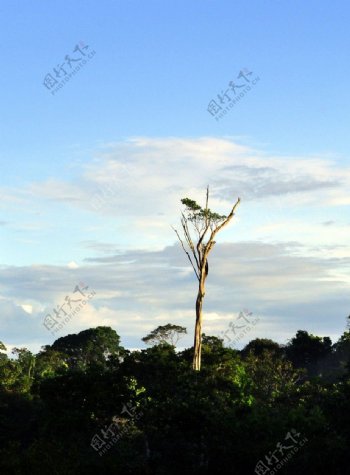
[
  {"xmin": 196, "ymin": 221, "xmax": 210, "ymax": 268},
  {"xmin": 205, "ymin": 197, "xmax": 241, "ymax": 259},
  {"xmin": 172, "ymin": 226, "xmax": 200, "ymax": 281},
  {"xmin": 182, "ymin": 215, "xmax": 200, "ymax": 270}
]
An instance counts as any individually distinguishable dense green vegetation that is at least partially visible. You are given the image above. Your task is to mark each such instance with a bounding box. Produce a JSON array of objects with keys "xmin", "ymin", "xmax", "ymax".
[{"xmin": 1, "ymin": 325, "xmax": 350, "ymax": 474}]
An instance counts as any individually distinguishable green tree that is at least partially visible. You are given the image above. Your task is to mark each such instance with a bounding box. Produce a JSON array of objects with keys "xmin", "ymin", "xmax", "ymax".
[
  {"xmin": 241, "ymin": 338, "xmax": 283, "ymax": 358},
  {"xmin": 142, "ymin": 323, "xmax": 187, "ymax": 346},
  {"xmin": 0, "ymin": 342, "xmax": 20, "ymax": 391},
  {"xmin": 332, "ymin": 331, "xmax": 350, "ymax": 377},
  {"xmin": 11, "ymin": 347, "xmax": 35, "ymax": 392},
  {"xmin": 35, "ymin": 346, "xmax": 69, "ymax": 379},
  {"xmin": 244, "ymin": 350, "xmax": 303, "ymax": 404},
  {"xmin": 286, "ymin": 330, "xmax": 332, "ymax": 377},
  {"xmin": 49, "ymin": 326, "xmax": 123, "ymax": 371}
]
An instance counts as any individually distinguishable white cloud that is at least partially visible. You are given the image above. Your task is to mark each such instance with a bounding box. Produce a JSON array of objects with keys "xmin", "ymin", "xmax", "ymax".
[
  {"xmin": 67, "ymin": 261, "xmax": 79, "ymax": 269},
  {"xmin": 7, "ymin": 137, "xmax": 349, "ymax": 218},
  {"xmin": 20, "ymin": 304, "xmax": 33, "ymax": 314},
  {"xmin": 1, "ymin": 137, "xmax": 349, "ymax": 263},
  {"xmin": 0, "ymin": 240, "xmax": 348, "ymax": 350},
  {"xmin": 0, "ymin": 137, "xmax": 349, "ymax": 350}
]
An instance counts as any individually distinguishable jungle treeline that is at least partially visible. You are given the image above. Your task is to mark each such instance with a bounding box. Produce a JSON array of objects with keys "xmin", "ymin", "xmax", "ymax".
[{"xmin": 1, "ymin": 325, "xmax": 350, "ymax": 474}]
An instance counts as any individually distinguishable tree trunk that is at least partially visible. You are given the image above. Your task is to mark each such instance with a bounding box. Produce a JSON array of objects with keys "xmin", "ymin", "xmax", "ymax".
[
  {"xmin": 28, "ymin": 356, "xmax": 35, "ymax": 380},
  {"xmin": 193, "ymin": 274, "xmax": 206, "ymax": 371}
]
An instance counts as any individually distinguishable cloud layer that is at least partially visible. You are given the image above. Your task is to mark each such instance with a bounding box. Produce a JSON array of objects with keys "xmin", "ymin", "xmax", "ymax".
[{"xmin": 0, "ymin": 137, "xmax": 349, "ymax": 351}]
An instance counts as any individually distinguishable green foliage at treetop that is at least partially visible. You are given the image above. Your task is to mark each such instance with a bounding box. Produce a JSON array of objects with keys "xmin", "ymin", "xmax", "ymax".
[{"xmin": 181, "ymin": 197, "xmax": 227, "ymax": 223}]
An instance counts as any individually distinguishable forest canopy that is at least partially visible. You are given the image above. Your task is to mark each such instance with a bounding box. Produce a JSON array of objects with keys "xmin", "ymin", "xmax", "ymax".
[{"xmin": 1, "ymin": 324, "xmax": 350, "ymax": 474}]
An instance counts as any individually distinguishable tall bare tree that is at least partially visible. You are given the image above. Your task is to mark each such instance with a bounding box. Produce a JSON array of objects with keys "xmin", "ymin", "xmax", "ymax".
[{"xmin": 173, "ymin": 186, "xmax": 240, "ymax": 371}]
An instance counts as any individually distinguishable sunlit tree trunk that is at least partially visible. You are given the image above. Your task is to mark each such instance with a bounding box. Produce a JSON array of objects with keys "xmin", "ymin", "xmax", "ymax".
[{"xmin": 193, "ymin": 274, "xmax": 205, "ymax": 371}]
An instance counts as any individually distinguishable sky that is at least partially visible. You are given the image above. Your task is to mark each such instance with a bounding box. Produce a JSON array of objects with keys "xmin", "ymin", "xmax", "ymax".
[{"xmin": 0, "ymin": 0, "xmax": 349, "ymax": 354}]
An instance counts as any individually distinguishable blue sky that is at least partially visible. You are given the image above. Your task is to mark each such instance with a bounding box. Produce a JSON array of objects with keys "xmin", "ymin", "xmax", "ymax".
[{"xmin": 0, "ymin": 0, "xmax": 349, "ymax": 353}]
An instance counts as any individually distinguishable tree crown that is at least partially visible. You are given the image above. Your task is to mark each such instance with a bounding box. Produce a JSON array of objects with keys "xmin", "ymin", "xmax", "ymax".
[{"xmin": 142, "ymin": 324, "xmax": 187, "ymax": 346}]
